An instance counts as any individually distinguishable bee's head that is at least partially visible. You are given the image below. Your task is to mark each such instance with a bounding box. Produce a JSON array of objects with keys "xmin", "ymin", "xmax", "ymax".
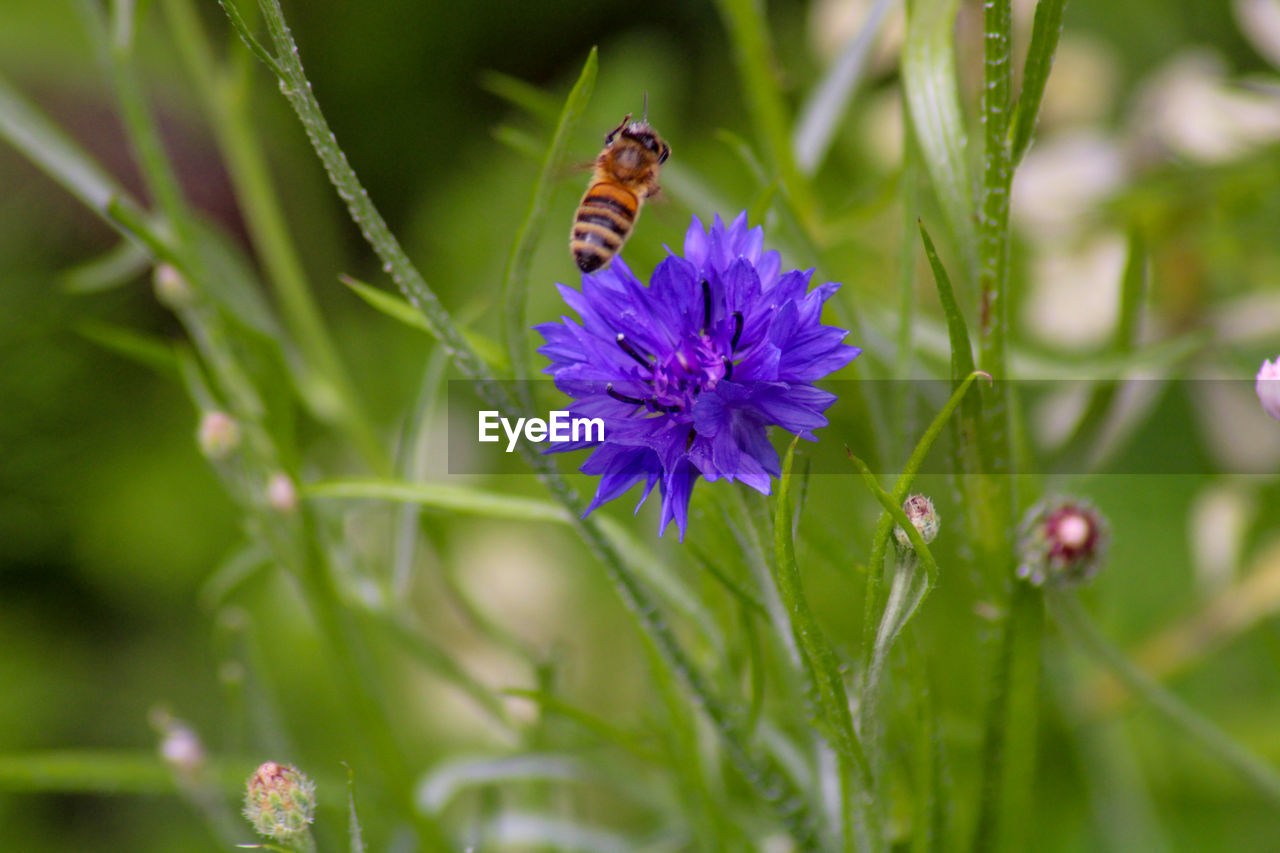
[{"xmin": 619, "ymin": 121, "xmax": 671, "ymax": 164}]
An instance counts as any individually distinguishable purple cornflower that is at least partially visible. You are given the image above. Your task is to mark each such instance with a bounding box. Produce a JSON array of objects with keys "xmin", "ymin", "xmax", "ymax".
[{"xmin": 536, "ymin": 212, "xmax": 860, "ymax": 539}]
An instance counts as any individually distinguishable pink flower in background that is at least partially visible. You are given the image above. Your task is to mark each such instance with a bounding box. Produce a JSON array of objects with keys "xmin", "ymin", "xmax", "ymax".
[{"xmin": 1259, "ymin": 357, "xmax": 1280, "ymax": 422}]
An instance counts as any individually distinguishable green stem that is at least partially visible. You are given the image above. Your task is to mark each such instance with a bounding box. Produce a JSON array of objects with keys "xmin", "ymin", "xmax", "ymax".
[
  {"xmin": 162, "ymin": 0, "xmax": 390, "ymax": 472},
  {"xmin": 1049, "ymin": 590, "xmax": 1280, "ymax": 805},
  {"xmin": 501, "ymin": 50, "xmax": 595, "ymax": 399},
  {"xmin": 860, "ymin": 370, "xmax": 987, "ymax": 666},
  {"xmin": 713, "ymin": 0, "xmax": 820, "ymax": 238},
  {"xmin": 776, "ymin": 441, "xmax": 875, "ymax": 851},
  {"xmin": 233, "ymin": 1, "xmax": 825, "ymax": 844},
  {"xmin": 972, "ymin": 580, "xmax": 1043, "ymax": 852},
  {"xmin": 978, "ymin": 0, "xmax": 1012, "ymax": 376}
]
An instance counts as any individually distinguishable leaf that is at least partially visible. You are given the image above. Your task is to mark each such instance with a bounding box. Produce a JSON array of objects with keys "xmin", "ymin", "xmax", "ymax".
[
  {"xmin": 198, "ymin": 541, "xmax": 272, "ymax": 610},
  {"xmin": 309, "ymin": 478, "xmax": 567, "ymax": 522},
  {"xmin": 1010, "ymin": 0, "xmax": 1069, "ymax": 164},
  {"xmin": 0, "ymin": 750, "xmax": 236, "ymax": 794},
  {"xmin": 309, "ymin": 479, "xmax": 722, "ymax": 652},
  {"xmin": 501, "ymin": 48, "xmax": 596, "ymax": 390},
  {"xmin": 75, "ymin": 321, "xmax": 180, "ymax": 378},
  {"xmin": 793, "ymin": 0, "xmax": 900, "ymax": 174},
  {"xmin": 415, "ymin": 754, "xmax": 594, "ymax": 813},
  {"xmin": 475, "ymin": 813, "xmax": 633, "ymax": 853},
  {"xmin": 344, "ymin": 765, "xmax": 366, "ymax": 853},
  {"xmin": 713, "ymin": 0, "xmax": 819, "ymax": 232},
  {"xmin": 774, "ymin": 440, "xmax": 869, "ymax": 776},
  {"xmin": 61, "ymin": 238, "xmax": 151, "ymax": 293},
  {"xmin": 0, "ymin": 73, "xmax": 128, "ymax": 216},
  {"xmin": 502, "ymin": 689, "xmax": 660, "ymax": 763},
  {"xmin": 919, "ymin": 220, "xmax": 976, "ymax": 380},
  {"xmin": 479, "ymin": 70, "xmax": 561, "ymax": 124},
  {"xmin": 340, "ymin": 275, "xmax": 509, "ymax": 371},
  {"xmin": 902, "ymin": 0, "xmax": 977, "ymax": 279}
]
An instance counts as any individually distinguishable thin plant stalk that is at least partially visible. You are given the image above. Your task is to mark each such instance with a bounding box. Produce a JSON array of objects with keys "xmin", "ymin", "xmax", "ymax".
[{"xmin": 1049, "ymin": 590, "xmax": 1280, "ymax": 805}]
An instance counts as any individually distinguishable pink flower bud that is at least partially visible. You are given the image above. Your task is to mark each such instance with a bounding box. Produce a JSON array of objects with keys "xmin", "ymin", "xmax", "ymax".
[
  {"xmin": 153, "ymin": 263, "xmax": 194, "ymax": 309},
  {"xmin": 197, "ymin": 411, "xmax": 240, "ymax": 460},
  {"xmin": 894, "ymin": 494, "xmax": 940, "ymax": 550},
  {"xmin": 243, "ymin": 761, "xmax": 316, "ymax": 841},
  {"xmin": 1017, "ymin": 497, "xmax": 1109, "ymax": 587},
  {"xmin": 1258, "ymin": 357, "xmax": 1280, "ymax": 422},
  {"xmin": 266, "ymin": 473, "xmax": 298, "ymax": 513}
]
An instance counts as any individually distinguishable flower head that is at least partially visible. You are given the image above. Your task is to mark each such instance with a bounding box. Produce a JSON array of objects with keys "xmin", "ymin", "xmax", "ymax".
[
  {"xmin": 536, "ymin": 213, "xmax": 860, "ymax": 539},
  {"xmin": 894, "ymin": 494, "xmax": 940, "ymax": 550},
  {"xmin": 1016, "ymin": 497, "xmax": 1109, "ymax": 587},
  {"xmin": 243, "ymin": 761, "xmax": 316, "ymax": 842},
  {"xmin": 1258, "ymin": 356, "xmax": 1280, "ymax": 422}
]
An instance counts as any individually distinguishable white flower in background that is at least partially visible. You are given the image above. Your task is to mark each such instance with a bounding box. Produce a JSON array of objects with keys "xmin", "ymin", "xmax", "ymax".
[
  {"xmin": 1234, "ymin": 0, "xmax": 1280, "ymax": 69},
  {"xmin": 1190, "ymin": 485, "xmax": 1252, "ymax": 595},
  {"xmin": 1022, "ymin": 231, "xmax": 1126, "ymax": 349},
  {"xmin": 1012, "ymin": 132, "xmax": 1127, "ymax": 243},
  {"xmin": 1137, "ymin": 52, "xmax": 1280, "ymax": 163}
]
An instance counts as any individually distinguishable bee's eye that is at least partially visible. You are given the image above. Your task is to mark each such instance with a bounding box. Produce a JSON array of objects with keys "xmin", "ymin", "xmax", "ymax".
[{"xmin": 658, "ymin": 146, "xmax": 670, "ymax": 164}]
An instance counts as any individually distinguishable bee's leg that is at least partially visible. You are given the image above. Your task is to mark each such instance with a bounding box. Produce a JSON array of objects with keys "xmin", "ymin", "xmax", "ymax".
[{"xmin": 605, "ymin": 114, "xmax": 631, "ymax": 145}]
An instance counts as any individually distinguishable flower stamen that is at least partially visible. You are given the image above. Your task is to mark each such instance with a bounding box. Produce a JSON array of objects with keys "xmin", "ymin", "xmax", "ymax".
[
  {"xmin": 730, "ymin": 312, "xmax": 744, "ymax": 352},
  {"xmin": 607, "ymin": 384, "xmax": 647, "ymax": 405},
  {"xmin": 616, "ymin": 333, "xmax": 653, "ymax": 371}
]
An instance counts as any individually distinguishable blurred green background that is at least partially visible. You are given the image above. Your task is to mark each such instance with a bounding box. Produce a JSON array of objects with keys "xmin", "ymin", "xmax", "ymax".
[{"xmin": 2, "ymin": 0, "xmax": 1280, "ymax": 850}]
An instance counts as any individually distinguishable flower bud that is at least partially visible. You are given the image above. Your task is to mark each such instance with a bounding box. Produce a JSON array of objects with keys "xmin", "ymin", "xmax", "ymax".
[
  {"xmin": 243, "ymin": 761, "xmax": 316, "ymax": 841},
  {"xmin": 197, "ymin": 411, "xmax": 241, "ymax": 460},
  {"xmin": 1016, "ymin": 497, "xmax": 1109, "ymax": 587},
  {"xmin": 1258, "ymin": 357, "xmax": 1280, "ymax": 422},
  {"xmin": 266, "ymin": 473, "xmax": 298, "ymax": 513},
  {"xmin": 894, "ymin": 494, "xmax": 940, "ymax": 550},
  {"xmin": 149, "ymin": 706, "xmax": 205, "ymax": 778},
  {"xmin": 153, "ymin": 263, "xmax": 194, "ymax": 309}
]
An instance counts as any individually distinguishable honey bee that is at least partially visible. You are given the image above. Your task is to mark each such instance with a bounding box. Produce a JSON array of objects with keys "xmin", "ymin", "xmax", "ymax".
[{"xmin": 571, "ymin": 108, "xmax": 670, "ymax": 273}]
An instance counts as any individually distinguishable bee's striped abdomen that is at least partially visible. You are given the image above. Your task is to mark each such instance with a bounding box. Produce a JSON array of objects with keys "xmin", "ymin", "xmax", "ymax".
[{"xmin": 572, "ymin": 182, "xmax": 639, "ymax": 273}]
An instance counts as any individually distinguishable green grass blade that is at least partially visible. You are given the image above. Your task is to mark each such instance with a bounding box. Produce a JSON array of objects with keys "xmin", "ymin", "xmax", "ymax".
[
  {"xmin": 75, "ymin": 321, "xmax": 180, "ymax": 378},
  {"xmin": 416, "ymin": 754, "xmax": 596, "ymax": 813},
  {"xmin": 345, "ymin": 766, "xmax": 366, "ymax": 853},
  {"xmin": 859, "ymin": 368, "xmax": 984, "ymax": 658},
  {"xmin": 0, "ymin": 751, "xmax": 235, "ymax": 795},
  {"xmin": 0, "ymin": 72, "xmax": 131, "ymax": 216},
  {"xmin": 61, "ymin": 238, "xmax": 151, "ymax": 293},
  {"xmin": 340, "ymin": 274, "xmax": 509, "ymax": 371},
  {"xmin": 793, "ymin": 0, "xmax": 899, "ymax": 174},
  {"xmin": 918, "ymin": 220, "xmax": 976, "ymax": 379},
  {"xmin": 308, "ymin": 478, "xmax": 569, "ymax": 522},
  {"xmin": 1010, "ymin": 0, "xmax": 1069, "ymax": 165},
  {"xmin": 1049, "ymin": 590, "xmax": 1280, "ymax": 807},
  {"xmin": 502, "ymin": 49, "xmax": 596, "ymax": 392},
  {"xmin": 503, "ymin": 689, "xmax": 661, "ymax": 764},
  {"xmin": 480, "ymin": 70, "xmax": 561, "ymax": 124},
  {"xmin": 215, "ymin": 0, "xmax": 283, "ymax": 76},
  {"xmin": 713, "ymin": 0, "xmax": 819, "ymax": 233},
  {"xmin": 775, "ymin": 439, "xmax": 873, "ymax": 852},
  {"xmin": 902, "ymin": 0, "xmax": 976, "ymax": 280},
  {"xmin": 309, "ymin": 478, "xmax": 722, "ymax": 653},
  {"xmin": 359, "ymin": 608, "xmax": 513, "ymax": 730}
]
